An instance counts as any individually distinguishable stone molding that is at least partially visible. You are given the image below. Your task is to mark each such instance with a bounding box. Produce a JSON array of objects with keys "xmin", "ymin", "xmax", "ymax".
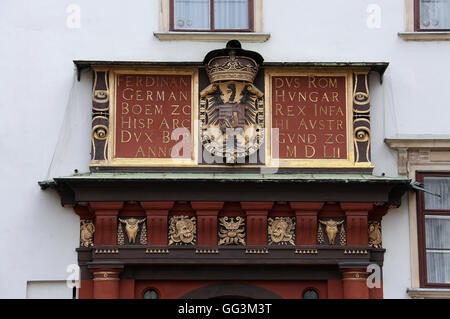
[
  {"xmin": 385, "ymin": 138, "xmax": 450, "ymax": 175},
  {"xmin": 407, "ymin": 288, "xmax": 450, "ymax": 299},
  {"xmin": 398, "ymin": 32, "xmax": 450, "ymax": 41},
  {"xmin": 154, "ymin": 32, "xmax": 270, "ymax": 42}
]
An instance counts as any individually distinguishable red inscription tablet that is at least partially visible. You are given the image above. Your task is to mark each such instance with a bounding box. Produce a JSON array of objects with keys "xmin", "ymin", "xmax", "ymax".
[
  {"xmin": 272, "ymin": 75, "xmax": 347, "ymax": 160},
  {"xmin": 115, "ymin": 74, "xmax": 192, "ymax": 159}
]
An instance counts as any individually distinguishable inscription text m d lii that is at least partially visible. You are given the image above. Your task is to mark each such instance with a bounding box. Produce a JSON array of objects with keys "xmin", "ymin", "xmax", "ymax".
[{"xmin": 272, "ymin": 75, "xmax": 347, "ymax": 160}]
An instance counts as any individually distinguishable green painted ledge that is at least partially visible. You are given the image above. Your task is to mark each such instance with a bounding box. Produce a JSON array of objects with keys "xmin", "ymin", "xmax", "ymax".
[{"xmin": 39, "ymin": 172, "xmax": 410, "ymax": 190}]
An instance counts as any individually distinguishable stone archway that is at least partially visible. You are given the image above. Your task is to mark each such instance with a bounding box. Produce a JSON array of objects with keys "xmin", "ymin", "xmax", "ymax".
[{"xmin": 180, "ymin": 283, "xmax": 283, "ymax": 299}]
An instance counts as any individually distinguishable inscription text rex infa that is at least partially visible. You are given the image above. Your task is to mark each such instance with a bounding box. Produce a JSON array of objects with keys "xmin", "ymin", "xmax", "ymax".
[{"xmin": 271, "ymin": 75, "xmax": 348, "ymax": 160}]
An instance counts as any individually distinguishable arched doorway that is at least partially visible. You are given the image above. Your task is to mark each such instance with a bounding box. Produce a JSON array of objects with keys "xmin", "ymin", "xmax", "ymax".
[{"xmin": 180, "ymin": 283, "xmax": 283, "ymax": 299}]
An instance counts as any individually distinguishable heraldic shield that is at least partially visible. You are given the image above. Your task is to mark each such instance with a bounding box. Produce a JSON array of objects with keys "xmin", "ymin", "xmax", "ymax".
[{"xmin": 200, "ymin": 40, "xmax": 265, "ymax": 163}]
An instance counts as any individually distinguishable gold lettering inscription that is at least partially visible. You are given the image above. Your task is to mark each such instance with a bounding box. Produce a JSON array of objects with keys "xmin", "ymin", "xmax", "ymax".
[
  {"xmin": 115, "ymin": 74, "xmax": 192, "ymax": 160},
  {"xmin": 272, "ymin": 75, "xmax": 347, "ymax": 160}
]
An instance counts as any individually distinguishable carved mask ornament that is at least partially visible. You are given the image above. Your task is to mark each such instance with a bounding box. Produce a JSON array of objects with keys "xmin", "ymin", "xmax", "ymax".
[
  {"xmin": 169, "ymin": 216, "xmax": 196, "ymax": 245},
  {"xmin": 268, "ymin": 217, "xmax": 295, "ymax": 245}
]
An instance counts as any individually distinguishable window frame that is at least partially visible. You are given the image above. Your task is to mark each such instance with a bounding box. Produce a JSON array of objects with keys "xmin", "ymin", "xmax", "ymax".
[
  {"xmin": 170, "ymin": 0, "xmax": 254, "ymax": 32},
  {"xmin": 142, "ymin": 287, "xmax": 160, "ymax": 299},
  {"xmin": 416, "ymin": 171, "xmax": 450, "ymax": 288},
  {"xmin": 414, "ymin": 0, "xmax": 450, "ymax": 32},
  {"xmin": 302, "ymin": 287, "xmax": 320, "ymax": 299}
]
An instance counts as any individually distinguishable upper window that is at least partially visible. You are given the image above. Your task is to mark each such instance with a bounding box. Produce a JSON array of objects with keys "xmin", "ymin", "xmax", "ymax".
[
  {"xmin": 170, "ymin": 0, "xmax": 254, "ymax": 32},
  {"xmin": 415, "ymin": 0, "xmax": 450, "ymax": 31},
  {"xmin": 417, "ymin": 172, "xmax": 450, "ymax": 287}
]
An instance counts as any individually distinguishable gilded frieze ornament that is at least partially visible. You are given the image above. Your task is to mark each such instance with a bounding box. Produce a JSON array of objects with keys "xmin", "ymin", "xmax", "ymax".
[
  {"xmin": 339, "ymin": 223, "xmax": 347, "ymax": 246},
  {"xmin": 168, "ymin": 216, "xmax": 196, "ymax": 245},
  {"xmin": 139, "ymin": 222, "xmax": 148, "ymax": 245},
  {"xmin": 117, "ymin": 221, "xmax": 125, "ymax": 245},
  {"xmin": 317, "ymin": 222, "xmax": 325, "ymax": 245},
  {"xmin": 118, "ymin": 217, "xmax": 146, "ymax": 245},
  {"xmin": 218, "ymin": 216, "xmax": 246, "ymax": 245},
  {"xmin": 368, "ymin": 221, "xmax": 382, "ymax": 248},
  {"xmin": 80, "ymin": 220, "xmax": 95, "ymax": 247},
  {"xmin": 318, "ymin": 219, "xmax": 345, "ymax": 246},
  {"xmin": 268, "ymin": 217, "xmax": 295, "ymax": 245},
  {"xmin": 200, "ymin": 40, "xmax": 265, "ymax": 163}
]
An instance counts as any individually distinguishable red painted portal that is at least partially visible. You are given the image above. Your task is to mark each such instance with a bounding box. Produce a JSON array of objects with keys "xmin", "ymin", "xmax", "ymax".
[
  {"xmin": 79, "ymin": 279, "xmax": 383, "ymax": 299},
  {"xmin": 76, "ymin": 201, "xmax": 384, "ymax": 299},
  {"xmin": 136, "ymin": 280, "xmax": 328, "ymax": 299}
]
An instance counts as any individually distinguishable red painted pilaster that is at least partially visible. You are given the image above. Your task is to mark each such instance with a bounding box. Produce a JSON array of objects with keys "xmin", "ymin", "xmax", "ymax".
[
  {"xmin": 78, "ymin": 280, "xmax": 93, "ymax": 299},
  {"xmin": 90, "ymin": 268, "xmax": 123, "ymax": 299},
  {"xmin": 289, "ymin": 202, "xmax": 324, "ymax": 245},
  {"xmin": 326, "ymin": 280, "xmax": 343, "ymax": 299},
  {"xmin": 369, "ymin": 280, "xmax": 384, "ymax": 299},
  {"xmin": 191, "ymin": 202, "xmax": 224, "ymax": 246},
  {"xmin": 241, "ymin": 202, "xmax": 274, "ymax": 246},
  {"xmin": 141, "ymin": 201, "xmax": 174, "ymax": 246},
  {"xmin": 89, "ymin": 202, "xmax": 124, "ymax": 245},
  {"xmin": 119, "ymin": 280, "xmax": 136, "ymax": 299},
  {"xmin": 340, "ymin": 203, "xmax": 373, "ymax": 246},
  {"xmin": 340, "ymin": 268, "xmax": 369, "ymax": 299}
]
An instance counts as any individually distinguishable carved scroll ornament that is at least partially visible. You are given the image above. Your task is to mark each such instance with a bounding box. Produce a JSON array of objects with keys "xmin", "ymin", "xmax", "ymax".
[
  {"xmin": 91, "ymin": 70, "xmax": 110, "ymax": 162},
  {"xmin": 353, "ymin": 72, "xmax": 371, "ymax": 164}
]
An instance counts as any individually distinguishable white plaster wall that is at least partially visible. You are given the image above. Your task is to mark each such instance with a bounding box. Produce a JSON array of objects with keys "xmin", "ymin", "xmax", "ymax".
[
  {"xmin": 26, "ymin": 281, "xmax": 74, "ymax": 299},
  {"xmin": 1, "ymin": 0, "xmax": 449, "ymax": 298},
  {"xmin": 382, "ymin": 196, "xmax": 412, "ymax": 299}
]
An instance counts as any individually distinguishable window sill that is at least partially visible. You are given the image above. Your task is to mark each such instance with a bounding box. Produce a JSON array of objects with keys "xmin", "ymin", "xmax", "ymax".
[
  {"xmin": 407, "ymin": 288, "xmax": 450, "ymax": 299},
  {"xmin": 154, "ymin": 32, "xmax": 271, "ymax": 42},
  {"xmin": 398, "ymin": 32, "xmax": 450, "ymax": 41}
]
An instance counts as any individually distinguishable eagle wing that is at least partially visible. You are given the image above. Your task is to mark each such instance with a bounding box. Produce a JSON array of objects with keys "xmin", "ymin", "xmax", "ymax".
[{"xmin": 205, "ymin": 85, "xmax": 224, "ymax": 125}]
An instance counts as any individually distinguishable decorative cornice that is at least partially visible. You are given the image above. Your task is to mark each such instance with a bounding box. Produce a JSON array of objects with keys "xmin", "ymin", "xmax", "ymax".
[
  {"xmin": 385, "ymin": 138, "xmax": 450, "ymax": 149},
  {"xmin": 40, "ymin": 173, "xmax": 410, "ymax": 207},
  {"xmin": 385, "ymin": 138, "xmax": 450, "ymax": 175},
  {"xmin": 85, "ymin": 246, "xmax": 387, "ymax": 267},
  {"xmin": 71, "ymin": 60, "xmax": 389, "ymax": 83}
]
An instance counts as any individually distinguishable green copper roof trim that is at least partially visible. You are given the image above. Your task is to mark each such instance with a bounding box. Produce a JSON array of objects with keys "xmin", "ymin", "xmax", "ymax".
[
  {"xmin": 410, "ymin": 182, "xmax": 441, "ymax": 198},
  {"xmin": 38, "ymin": 172, "xmax": 411, "ymax": 207},
  {"xmin": 38, "ymin": 179, "xmax": 56, "ymax": 190},
  {"xmin": 39, "ymin": 172, "xmax": 410, "ymax": 190}
]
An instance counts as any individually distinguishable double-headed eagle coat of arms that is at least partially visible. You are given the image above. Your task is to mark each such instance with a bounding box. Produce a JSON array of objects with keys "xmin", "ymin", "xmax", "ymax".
[{"xmin": 200, "ymin": 40, "xmax": 265, "ymax": 163}]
